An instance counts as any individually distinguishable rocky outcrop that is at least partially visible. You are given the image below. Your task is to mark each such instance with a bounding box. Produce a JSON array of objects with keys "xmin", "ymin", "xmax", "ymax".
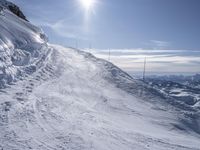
[
  {"xmin": 0, "ymin": 0, "xmax": 28, "ymax": 21},
  {"xmin": 7, "ymin": 4, "xmax": 28, "ymax": 21}
]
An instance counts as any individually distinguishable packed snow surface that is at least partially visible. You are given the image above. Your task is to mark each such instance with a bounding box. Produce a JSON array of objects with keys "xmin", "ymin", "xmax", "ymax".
[{"xmin": 0, "ymin": 0, "xmax": 200, "ymax": 149}]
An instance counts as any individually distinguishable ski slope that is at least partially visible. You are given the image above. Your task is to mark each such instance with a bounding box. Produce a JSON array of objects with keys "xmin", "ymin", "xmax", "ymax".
[{"xmin": 0, "ymin": 0, "xmax": 200, "ymax": 149}]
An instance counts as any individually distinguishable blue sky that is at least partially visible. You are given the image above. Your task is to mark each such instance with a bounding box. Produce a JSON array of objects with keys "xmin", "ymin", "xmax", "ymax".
[
  {"xmin": 10, "ymin": 0, "xmax": 200, "ymax": 74},
  {"xmin": 11, "ymin": 0, "xmax": 200, "ymax": 49}
]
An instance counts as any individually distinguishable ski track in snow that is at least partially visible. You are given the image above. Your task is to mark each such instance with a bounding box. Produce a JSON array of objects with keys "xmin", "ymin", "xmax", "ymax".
[{"xmin": 0, "ymin": 45, "xmax": 199, "ymax": 150}]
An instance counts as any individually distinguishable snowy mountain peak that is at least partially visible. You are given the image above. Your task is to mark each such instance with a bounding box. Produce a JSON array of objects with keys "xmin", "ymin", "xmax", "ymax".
[
  {"xmin": 0, "ymin": 0, "xmax": 48, "ymax": 87},
  {"xmin": 0, "ymin": 0, "xmax": 27, "ymax": 21}
]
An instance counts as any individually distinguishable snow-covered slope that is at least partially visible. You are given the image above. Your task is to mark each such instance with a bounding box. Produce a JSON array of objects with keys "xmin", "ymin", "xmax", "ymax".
[
  {"xmin": 0, "ymin": 0, "xmax": 47, "ymax": 88},
  {"xmin": 0, "ymin": 1, "xmax": 200, "ymax": 149}
]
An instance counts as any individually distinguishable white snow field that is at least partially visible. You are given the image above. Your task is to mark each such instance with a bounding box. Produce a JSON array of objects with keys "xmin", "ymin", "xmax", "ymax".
[{"xmin": 0, "ymin": 0, "xmax": 200, "ymax": 149}]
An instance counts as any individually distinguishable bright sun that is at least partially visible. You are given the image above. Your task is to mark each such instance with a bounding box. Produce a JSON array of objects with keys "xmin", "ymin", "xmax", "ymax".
[{"xmin": 80, "ymin": 0, "xmax": 95, "ymax": 11}]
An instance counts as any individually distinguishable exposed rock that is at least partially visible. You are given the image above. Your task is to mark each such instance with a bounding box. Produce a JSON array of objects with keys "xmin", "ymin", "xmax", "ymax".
[{"xmin": 0, "ymin": 0, "xmax": 28, "ymax": 21}]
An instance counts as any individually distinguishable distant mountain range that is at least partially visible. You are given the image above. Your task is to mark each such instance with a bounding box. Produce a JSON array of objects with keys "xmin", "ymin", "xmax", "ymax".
[{"xmin": 146, "ymin": 74, "xmax": 200, "ymax": 108}]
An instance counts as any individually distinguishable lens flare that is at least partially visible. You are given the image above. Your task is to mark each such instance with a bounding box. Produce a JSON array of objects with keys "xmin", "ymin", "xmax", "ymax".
[{"xmin": 79, "ymin": 0, "xmax": 95, "ymax": 11}]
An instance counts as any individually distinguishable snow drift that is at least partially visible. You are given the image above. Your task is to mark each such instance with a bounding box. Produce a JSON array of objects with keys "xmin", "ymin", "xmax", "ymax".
[{"xmin": 0, "ymin": 0, "xmax": 200, "ymax": 149}]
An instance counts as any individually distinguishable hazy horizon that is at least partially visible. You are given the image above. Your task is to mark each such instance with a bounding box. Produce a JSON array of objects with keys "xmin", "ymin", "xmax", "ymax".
[{"xmin": 85, "ymin": 48, "xmax": 200, "ymax": 75}]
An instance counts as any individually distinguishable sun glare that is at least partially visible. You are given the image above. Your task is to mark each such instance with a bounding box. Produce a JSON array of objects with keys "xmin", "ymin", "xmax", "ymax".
[{"xmin": 79, "ymin": 0, "xmax": 96, "ymax": 11}]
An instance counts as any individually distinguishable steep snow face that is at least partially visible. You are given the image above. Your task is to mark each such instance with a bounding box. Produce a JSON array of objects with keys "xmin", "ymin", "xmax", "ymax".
[
  {"xmin": 0, "ymin": 1, "xmax": 200, "ymax": 150},
  {"xmin": 0, "ymin": 1, "xmax": 48, "ymax": 87}
]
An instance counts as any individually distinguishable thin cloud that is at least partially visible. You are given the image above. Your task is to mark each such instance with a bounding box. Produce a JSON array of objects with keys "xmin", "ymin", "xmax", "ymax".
[
  {"xmin": 86, "ymin": 49, "xmax": 200, "ymax": 74},
  {"xmin": 35, "ymin": 20, "xmax": 89, "ymax": 40},
  {"xmin": 142, "ymin": 40, "xmax": 171, "ymax": 49},
  {"xmin": 151, "ymin": 40, "xmax": 170, "ymax": 48}
]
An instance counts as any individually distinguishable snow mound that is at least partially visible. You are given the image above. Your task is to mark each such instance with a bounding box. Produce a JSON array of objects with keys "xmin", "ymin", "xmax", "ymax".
[{"xmin": 0, "ymin": 1, "xmax": 200, "ymax": 150}]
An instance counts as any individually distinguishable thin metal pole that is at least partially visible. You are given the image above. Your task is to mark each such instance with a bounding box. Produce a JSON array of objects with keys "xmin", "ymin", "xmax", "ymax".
[
  {"xmin": 89, "ymin": 43, "xmax": 92, "ymax": 53},
  {"xmin": 89, "ymin": 43, "xmax": 91, "ymax": 49},
  {"xmin": 75, "ymin": 40, "xmax": 78, "ymax": 49},
  {"xmin": 143, "ymin": 57, "xmax": 146, "ymax": 81},
  {"xmin": 108, "ymin": 49, "xmax": 110, "ymax": 61}
]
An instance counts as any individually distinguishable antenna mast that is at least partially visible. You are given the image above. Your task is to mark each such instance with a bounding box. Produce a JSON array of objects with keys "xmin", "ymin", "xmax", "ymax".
[
  {"xmin": 143, "ymin": 57, "xmax": 146, "ymax": 81},
  {"xmin": 89, "ymin": 43, "xmax": 92, "ymax": 53},
  {"xmin": 75, "ymin": 40, "xmax": 78, "ymax": 49},
  {"xmin": 108, "ymin": 49, "xmax": 111, "ymax": 61}
]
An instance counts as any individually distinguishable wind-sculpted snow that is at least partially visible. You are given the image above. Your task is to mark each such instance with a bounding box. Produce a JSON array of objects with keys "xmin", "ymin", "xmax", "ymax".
[
  {"xmin": 1, "ymin": 43, "xmax": 200, "ymax": 149},
  {"xmin": 0, "ymin": 1, "xmax": 48, "ymax": 88},
  {"xmin": 0, "ymin": 1, "xmax": 200, "ymax": 150}
]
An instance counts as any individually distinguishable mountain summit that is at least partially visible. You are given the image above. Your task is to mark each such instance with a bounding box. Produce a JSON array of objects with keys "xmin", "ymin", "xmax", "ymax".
[
  {"xmin": 0, "ymin": 1, "xmax": 200, "ymax": 150},
  {"xmin": 0, "ymin": 0, "xmax": 27, "ymax": 21}
]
